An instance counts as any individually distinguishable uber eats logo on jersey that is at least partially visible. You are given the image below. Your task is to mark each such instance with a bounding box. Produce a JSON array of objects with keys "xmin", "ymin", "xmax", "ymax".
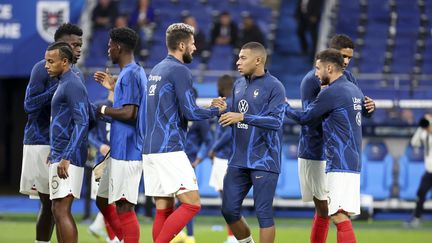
[
  {"xmin": 149, "ymin": 84, "xmax": 157, "ymax": 96},
  {"xmin": 148, "ymin": 75, "xmax": 161, "ymax": 96},
  {"xmin": 237, "ymin": 99, "xmax": 249, "ymax": 129}
]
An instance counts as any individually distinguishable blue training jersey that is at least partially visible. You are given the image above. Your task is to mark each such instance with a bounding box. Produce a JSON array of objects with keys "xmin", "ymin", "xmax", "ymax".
[
  {"xmin": 23, "ymin": 61, "xmax": 85, "ymax": 145},
  {"xmin": 110, "ymin": 62, "xmax": 147, "ymax": 161},
  {"xmin": 88, "ymin": 100, "xmax": 112, "ymax": 163},
  {"xmin": 285, "ymin": 75, "xmax": 368, "ymax": 173},
  {"xmin": 211, "ymin": 96, "xmax": 233, "ymax": 160},
  {"xmin": 297, "ymin": 69, "xmax": 359, "ymax": 160},
  {"xmin": 184, "ymin": 120, "xmax": 213, "ymax": 162},
  {"xmin": 142, "ymin": 55, "xmax": 220, "ymax": 154},
  {"xmin": 50, "ymin": 69, "xmax": 89, "ymax": 167},
  {"xmin": 229, "ymin": 71, "xmax": 286, "ymax": 174},
  {"xmin": 23, "ymin": 60, "xmax": 58, "ymax": 145}
]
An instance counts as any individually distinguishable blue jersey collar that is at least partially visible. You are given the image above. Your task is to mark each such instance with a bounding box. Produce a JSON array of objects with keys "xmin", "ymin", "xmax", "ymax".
[{"xmin": 245, "ymin": 69, "xmax": 269, "ymax": 83}]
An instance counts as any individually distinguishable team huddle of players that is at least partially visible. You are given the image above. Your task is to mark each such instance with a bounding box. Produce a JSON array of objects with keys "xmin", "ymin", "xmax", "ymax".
[{"xmin": 20, "ymin": 22, "xmax": 374, "ymax": 243}]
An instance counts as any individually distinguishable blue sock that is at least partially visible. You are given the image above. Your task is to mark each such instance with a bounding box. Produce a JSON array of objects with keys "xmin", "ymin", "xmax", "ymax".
[{"xmin": 186, "ymin": 219, "xmax": 194, "ymax": 236}]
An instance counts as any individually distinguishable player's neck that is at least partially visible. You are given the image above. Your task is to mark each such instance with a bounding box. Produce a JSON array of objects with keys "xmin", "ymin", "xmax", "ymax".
[
  {"xmin": 168, "ymin": 51, "xmax": 184, "ymax": 63},
  {"xmin": 329, "ymin": 73, "xmax": 343, "ymax": 84},
  {"xmin": 60, "ymin": 66, "xmax": 71, "ymax": 77},
  {"xmin": 118, "ymin": 54, "xmax": 134, "ymax": 69}
]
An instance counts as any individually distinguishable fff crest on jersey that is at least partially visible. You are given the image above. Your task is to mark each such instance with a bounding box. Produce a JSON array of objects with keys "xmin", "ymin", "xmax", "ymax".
[
  {"xmin": 37, "ymin": 1, "xmax": 70, "ymax": 43},
  {"xmin": 253, "ymin": 89, "xmax": 259, "ymax": 98},
  {"xmin": 238, "ymin": 99, "xmax": 249, "ymax": 114}
]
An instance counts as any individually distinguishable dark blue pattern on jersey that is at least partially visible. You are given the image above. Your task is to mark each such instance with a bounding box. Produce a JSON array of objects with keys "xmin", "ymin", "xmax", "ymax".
[
  {"xmin": 50, "ymin": 69, "xmax": 89, "ymax": 167},
  {"xmin": 285, "ymin": 75, "xmax": 367, "ymax": 173},
  {"xmin": 142, "ymin": 55, "xmax": 219, "ymax": 154},
  {"xmin": 229, "ymin": 71, "xmax": 286, "ymax": 173},
  {"xmin": 212, "ymin": 97, "xmax": 233, "ymax": 160},
  {"xmin": 184, "ymin": 120, "xmax": 213, "ymax": 162},
  {"xmin": 297, "ymin": 69, "xmax": 359, "ymax": 160}
]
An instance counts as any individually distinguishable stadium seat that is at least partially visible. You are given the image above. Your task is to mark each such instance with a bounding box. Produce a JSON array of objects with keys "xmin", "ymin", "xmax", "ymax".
[
  {"xmin": 360, "ymin": 141, "xmax": 393, "ymax": 200},
  {"xmin": 398, "ymin": 145, "xmax": 432, "ymax": 200},
  {"xmin": 276, "ymin": 142, "xmax": 301, "ymax": 199},
  {"xmin": 195, "ymin": 158, "xmax": 219, "ymax": 197}
]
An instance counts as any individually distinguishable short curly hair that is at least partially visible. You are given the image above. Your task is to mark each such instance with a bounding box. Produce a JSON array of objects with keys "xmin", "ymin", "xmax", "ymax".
[
  {"xmin": 47, "ymin": 42, "xmax": 74, "ymax": 63},
  {"xmin": 166, "ymin": 23, "xmax": 195, "ymax": 51},
  {"xmin": 54, "ymin": 23, "xmax": 83, "ymax": 41},
  {"xmin": 109, "ymin": 27, "xmax": 139, "ymax": 51},
  {"xmin": 329, "ymin": 34, "xmax": 354, "ymax": 50}
]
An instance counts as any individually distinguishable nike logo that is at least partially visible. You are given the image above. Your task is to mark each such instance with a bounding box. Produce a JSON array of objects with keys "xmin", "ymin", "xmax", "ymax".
[{"xmin": 255, "ymin": 176, "xmax": 263, "ymax": 179}]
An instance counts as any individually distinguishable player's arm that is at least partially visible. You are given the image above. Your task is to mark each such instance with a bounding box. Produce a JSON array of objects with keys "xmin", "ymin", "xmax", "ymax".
[
  {"xmin": 174, "ymin": 67, "xmax": 222, "ymax": 120},
  {"xmin": 24, "ymin": 62, "xmax": 58, "ymax": 113},
  {"xmin": 220, "ymin": 84, "xmax": 286, "ymax": 130},
  {"xmin": 285, "ymin": 90, "xmax": 333, "ymax": 125},
  {"xmin": 99, "ymin": 104, "xmax": 138, "ymax": 121},
  {"xmin": 99, "ymin": 72, "xmax": 141, "ymax": 121},
  {"xmin": 58, "ymin": 83, "xmax": 90, "ymax": 178}
]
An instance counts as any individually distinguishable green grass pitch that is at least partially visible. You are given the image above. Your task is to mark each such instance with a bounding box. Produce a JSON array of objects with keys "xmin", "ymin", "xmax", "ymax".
[{"xmin": 0, "ymin": 214, "xmax": 431, "ymax": 242}]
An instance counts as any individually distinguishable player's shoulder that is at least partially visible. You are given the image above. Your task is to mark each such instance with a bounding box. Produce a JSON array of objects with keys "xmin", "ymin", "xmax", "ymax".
[
  {"xmin": 265, "ymin": 72, "xmax": 285, "ymax": 91},
  {"xmin": 301, "ymin": 69, "xmax": 319, "ymax": 84},
  {"xmin": 31, "ymin": 59, "xmax": 48, "ymax": 74}
]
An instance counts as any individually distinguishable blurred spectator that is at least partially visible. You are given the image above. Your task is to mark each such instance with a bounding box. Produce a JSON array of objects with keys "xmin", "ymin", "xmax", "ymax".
[
  {"xmin": 386, "ymin": 108, "xmax": 415, "ymax": 125},
  {"xmin": 210, "ymin": 11, "xmax": 238, "ymax": 47},
  {"xmin": 183, "ymin": 15, "xmax": 208, "ymax": 57},
  {"xmin": 128, "ymin": 0, "xmax": 155, "ymax": 41},
  {"xmin": 115, "ymin": 14, "xmax": 129, "ymax": 28},
  {"xmin": 237, "ymin": 15, "xmax": 266, "ymax": 48},
  {"xmin": 92, "ymin": 0, "xmax": 118, "ymax": 30},
  {"xmin": 295, "ymin": 0, "xmax": 324, "ymax": 56}
]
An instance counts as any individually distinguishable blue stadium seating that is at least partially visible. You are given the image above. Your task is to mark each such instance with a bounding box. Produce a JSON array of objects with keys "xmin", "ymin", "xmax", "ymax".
[
  {"xmin": 85, "ymin": 29, "xmax": 109, "ymax": 67},
  {"xmin": 195, "ymin": 158, "xmax": 219, "ymax": 197},
  {"xmin": 398, "ymin": 144, "xmax": 431, "ymax": 200},
  {"xmin": 276, "ymin": 142, "xmax": 301, "ymax": 199},
  {"xmin": 360, "ymin": 141, "xmax": 393, "ymax": 200}
]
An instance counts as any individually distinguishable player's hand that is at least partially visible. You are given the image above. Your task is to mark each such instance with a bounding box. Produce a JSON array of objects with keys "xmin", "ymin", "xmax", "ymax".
[
  {"xmin": 99, "ymin": 144, "xmax": 110, "ymax": 156},
  {"xmin": 219, "ymin": 112, "xmax": 244, "ymax": 127},
  {"xmin": 57, "ymin": 159, "xmax": 70, "ymax": 179},
  {"xmin": 364, "ymin": 96, "xmax": 375, "ymax": 113},
  {"xmin": 94, "ymin": 68, "xmax": 116, "ymax": 91},
  {"xmin": 211, "ymin": 97, "xmax": 227, "ymax": 113}
]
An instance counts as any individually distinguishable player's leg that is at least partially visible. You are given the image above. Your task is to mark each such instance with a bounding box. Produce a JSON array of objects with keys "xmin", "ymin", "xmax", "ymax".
[
  {"xmin": 96, "ymin": 159, "xmax": 124, "ymax": 240},
  {"xmin": 298, "ymin": 158, "xmax": 330, "ymax": 243},
  {"xmin": 153, "ymin": 197, "xmax": 176, "ymax": 241},
  {"xmin": 210, "ymin": 157, "xmax": 235, "ymax": 242},
  {"xmin": 328, "ymin": 172, "xmax": 360, "ymax": 243},
  {"xmin": 251, "ymin": 170, "xmax": 279, "ymax": 243},
  {"xmin": 36, "ymin": 192, "xmax": 55, "ymax": 241},
  {"xmin": 155, "ymin": 190, "xmax": 201, "ymax": 243},
  {"xmin": 52, "ymin": 195, "xmax": 77, "ymax": 243},
  {"xmin": 110, "ymin": 159, "xmax": 142, "ymax": 243},
  {"xmin": 221, "ymin": 167, "xmax": 253, "ymax": 241}
]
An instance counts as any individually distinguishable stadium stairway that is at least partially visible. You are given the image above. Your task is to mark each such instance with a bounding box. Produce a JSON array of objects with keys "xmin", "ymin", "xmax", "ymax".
[{"xmin": 270, "ymin": 0, "xmax": 313, "ymax": 99}]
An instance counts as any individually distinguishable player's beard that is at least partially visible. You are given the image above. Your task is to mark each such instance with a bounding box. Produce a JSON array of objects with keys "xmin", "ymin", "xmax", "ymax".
[
  {"xmin": 320, "ymin": 74, "xmax": 330, "ymax": 85},
  {"xmin": 183, "ymin": 48, "xmax": 193, "ymax": 64}
]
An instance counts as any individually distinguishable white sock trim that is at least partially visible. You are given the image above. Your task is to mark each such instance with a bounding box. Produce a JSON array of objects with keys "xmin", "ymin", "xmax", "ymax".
[
  {"xmin": 238, "ymin": 235, "xmax": 254, "ymax": 243},
  {"xmin": 35, "ymin": 241, "xmax": 50, "ymax": 243}
]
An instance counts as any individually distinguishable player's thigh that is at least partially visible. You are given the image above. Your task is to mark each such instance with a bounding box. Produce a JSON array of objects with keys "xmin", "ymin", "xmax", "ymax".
[
  {"xmin": 299, "ymin": 158, "xmax": 327, "ymax": 201},
  {"xmin": 251, "ymin": 170, "xmax": 278, "ymax": 213},
  {"xmin": 109, "ymin": 158, "xmax": 142, "ymax": 204},
  {"xmin": 222, "ymin": 167, "xmax": 252, "ymax": 211},
  {"xmin": 327, "ymin": 172, "xmax": 360, "ymax": 216},
  {"xmin": 49, "ymin": 163, "xmax": 84, "ymax": 200},
  {"xmin": 20, "ymin": 145, "xmax": 50, "ymax": 195}
]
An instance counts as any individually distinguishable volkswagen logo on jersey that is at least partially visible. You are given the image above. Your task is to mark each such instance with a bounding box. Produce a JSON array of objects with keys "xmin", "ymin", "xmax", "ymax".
[
  {"xmin": 356, "ymin": 112, "xmax": 362, "ymax": 126},
  {"xmin": 253, "ymin": 89, "xmax": 259, "ymax": 98},
  {"xmin": 238, "ymin": 99, "xmax": 249, "ymax": 114}
]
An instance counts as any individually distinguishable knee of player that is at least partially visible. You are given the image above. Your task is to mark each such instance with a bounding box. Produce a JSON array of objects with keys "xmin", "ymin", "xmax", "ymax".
[
  {"xmin": 330, "ymin": 211, "xmax": 350, "ymax": 224},
  {"xmin": 221, "ymin": 204, "xmax": 241, "ymax": 223},
  {"xmin": 255, "ymin": 208, "xmax": 275, "ymax": 228}
]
